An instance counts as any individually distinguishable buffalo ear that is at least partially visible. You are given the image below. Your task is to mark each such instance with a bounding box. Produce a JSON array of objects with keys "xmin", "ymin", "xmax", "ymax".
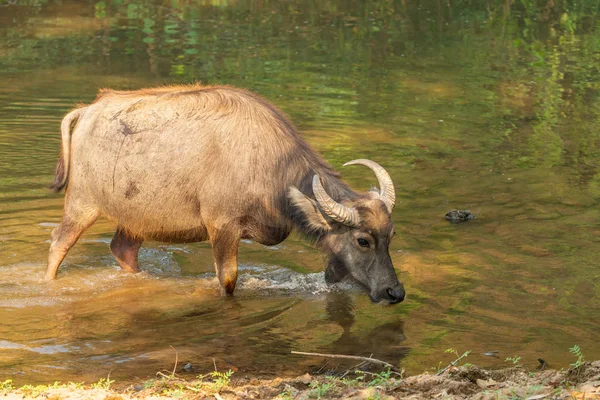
[{"xmin": 288, "ymin": 187, "xmax": 332, "ymax": 233}]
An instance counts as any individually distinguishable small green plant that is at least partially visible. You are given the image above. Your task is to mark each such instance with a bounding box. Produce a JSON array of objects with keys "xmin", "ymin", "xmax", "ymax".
[
  {"xmin": 513, "ymin": 384, "xmax": 545, "ymax": 399},
  {"xmin": 162, "ymin": 387, "xmax": 185, "ymax": 398},
  {"xmin": 368, "ymin": 369, "xmax": 392, "ymax": 387},
  {"xmin": 91, "ymin": 377, "xmax": 114, "ymax": 390},
  {"xmin": 445, "ymin": 348, "xmax": 461, "ymax": 358},
  {"xmin": 437, "ymin": 348, "xmax": 472, "ymax": 374},
  {"xmin": 13, "ymin": 381, "xmax": 87, "ymax": 397},
  {"xmin": 211, "ymin": 369, "xmax": 233, "ymax": 392},
  {"xmin": 308, "ymin": 380, "xmax": 335, "ymax": 399},
  {"xmin": 340, "ymin": 375, "xmax": 364, "ymax": 387},
  {"xmin": 277, "ymin": 387, "xmax": 296, "ymax": 399},
  {"xmin": 505, "ymin": 355, "xmax": 522, "ymax": 367},
  {"xmin": 355, "ymin": 368, "xmax": 400, "ymax": 388},
  {"xmin": 45, "ymin": 381, "xmax": 62, "ymax": 389},
  {"xmin": 142, "ymin": 379, "xmax": 155, "ymax": 389},
  {"xmin": 569, "ymin": 345, "xmax": 585, "ymax": 372},
  {"xmin": 67, "ymin": 382, "xmax": 85, "ymax": 390},
  {"xmin": 19, "ymin": 384, "xmax": 47, "ymax": 397},
  {"xmin": 0, "ymin": 379, "xmax": 13, "ymax": 392},
  {"xmin": 196, "ymin": 369, "xmax": 234, "ymax": 393}
]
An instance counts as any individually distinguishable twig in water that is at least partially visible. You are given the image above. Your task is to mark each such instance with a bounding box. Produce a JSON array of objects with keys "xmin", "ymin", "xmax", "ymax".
[
  {"xmin": 291, "ymin": 351, "xmax": 402, "ymax": 375},
  {"xmin": 340, "ymin": 361, "xmax": 369, "ymax": 379},
  {"xmin": 355, "ymin": 370, "xmax": 384, "ymax": 378},
  {"xmin": 213, "ymin": 358, "xmax": 217, "ymax": 372},
  {"xmin": 156, "ymin": 371, "xmax": 172, "ymax": 380},
  {"xmin": 170, "ymin": 346, "xmax": 178, "ymax": 377},
  {"xmin": 156, "ymin": 347, "xmax": 179, "ymax": 379},
  {"xmin": 315, "ymin": 361, "xmax": 329, "ymax": 375}
]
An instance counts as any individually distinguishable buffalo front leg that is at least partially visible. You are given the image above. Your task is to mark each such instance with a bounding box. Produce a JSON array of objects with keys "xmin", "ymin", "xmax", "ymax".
[
  {"xmin": 210, "ymin": 230, "xmax": 240, "ymax": 296},
  {"xmin": 110, "ymin": 227, "xmax": 143, "ymax": 273},
  {"xmin": 45, "ymin": 211, "xmax": 99, "ymax": 281}
]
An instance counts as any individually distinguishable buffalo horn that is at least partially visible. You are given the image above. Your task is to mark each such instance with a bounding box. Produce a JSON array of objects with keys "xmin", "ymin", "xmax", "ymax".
[
  {"xmin": 312, "ymin": 175, "xmax": 359, "ymax": 227},
  {"xmin": 344, "ymin": 159, "xmax": 396, "ymax": 213}
]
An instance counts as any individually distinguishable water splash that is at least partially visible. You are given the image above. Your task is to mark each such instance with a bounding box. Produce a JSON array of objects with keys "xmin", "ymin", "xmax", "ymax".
[
  {"xmin": 0, "ymin": 256, "xmax": 360, "ymax": 309},
  {"xmin": 194, "ymin": 264, "xmax": 360, "ymax": 296}
]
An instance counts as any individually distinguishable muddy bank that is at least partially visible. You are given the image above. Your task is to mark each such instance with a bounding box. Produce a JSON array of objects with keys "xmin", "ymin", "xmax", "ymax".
[{"xmin": 2, "ymin": 361, "xmax": 600, "ymax": 399}]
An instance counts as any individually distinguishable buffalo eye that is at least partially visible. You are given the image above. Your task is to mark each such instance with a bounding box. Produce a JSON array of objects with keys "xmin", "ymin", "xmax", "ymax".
[{"xmin": 357, "ymin": 238, "xmax": 370, "ymax": 248}]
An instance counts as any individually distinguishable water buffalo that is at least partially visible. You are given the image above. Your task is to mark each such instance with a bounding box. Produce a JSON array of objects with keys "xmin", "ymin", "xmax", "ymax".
[{"xmin": 46, "ymin": 85, "xmax": 405, "ymax": 304}]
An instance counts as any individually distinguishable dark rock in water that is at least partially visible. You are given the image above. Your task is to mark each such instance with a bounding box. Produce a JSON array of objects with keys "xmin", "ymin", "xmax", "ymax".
[
  {"xmin": 445, "ymin": 210, "xmax": 474, "ymax": 223},
  {"xmin": 183, "ymin": 362, "xmax": 194, "ymax": 372}
]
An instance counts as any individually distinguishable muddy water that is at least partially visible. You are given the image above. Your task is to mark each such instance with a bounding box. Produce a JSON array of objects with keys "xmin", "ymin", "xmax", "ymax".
[{"xmin": 1, "ymin": 0, "xmax": 599, "ymax": 385}]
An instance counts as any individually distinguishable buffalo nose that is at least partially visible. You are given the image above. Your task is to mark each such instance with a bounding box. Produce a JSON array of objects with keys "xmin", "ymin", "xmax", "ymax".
[{"xmin": 386, "ymin": 286, "xmax": 405, "ymax": 304}]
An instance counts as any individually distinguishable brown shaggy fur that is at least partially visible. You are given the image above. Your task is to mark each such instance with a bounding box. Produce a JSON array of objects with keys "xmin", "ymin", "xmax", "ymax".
[
  {"xmin": 50, "ymin": 156, "xmax": 66, "ymax": 192},
  {"xmin": 45, "ymin": 84, "xmax": 403, "ymax": 302}
]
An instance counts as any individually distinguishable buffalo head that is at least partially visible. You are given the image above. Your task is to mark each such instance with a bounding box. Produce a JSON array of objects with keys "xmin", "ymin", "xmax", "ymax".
[{"xmin": 289, "ymin": 159, "xmax": 405, "ymax": 304}]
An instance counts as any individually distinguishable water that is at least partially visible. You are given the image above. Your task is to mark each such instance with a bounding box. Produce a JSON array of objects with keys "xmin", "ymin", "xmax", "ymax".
[{"xmin": 1, "ymin": 0, "xmax": 599, "ymax": 385}]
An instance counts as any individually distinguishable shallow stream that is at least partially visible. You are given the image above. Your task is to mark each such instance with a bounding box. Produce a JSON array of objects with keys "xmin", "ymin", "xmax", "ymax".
[{"xmin": 0, "ymin": 0, "xmax": 599, "ymax": 385}]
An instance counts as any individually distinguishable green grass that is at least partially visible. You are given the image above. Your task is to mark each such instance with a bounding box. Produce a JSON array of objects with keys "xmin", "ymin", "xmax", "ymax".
[
  {"xmin": 90, "ymin": 377, "xmax": 114, "ymax": 390},
  {"xmin": 569, "ymin": 345, "xmax": 585, "ymax": 375},
  {"xmin": 505, "ymin": 355, "xmax": 522, "ymax": 367},
  {"xmin": 0, "ymin": 379, "xmax": 13, "ymax": 393},
  {"xmin": 308, "ymin": 379, "xmax": 335, "ymax": 399},
  {"xmin": 196, "ymin": 369, "xmax": 234, "ymax": 394}
]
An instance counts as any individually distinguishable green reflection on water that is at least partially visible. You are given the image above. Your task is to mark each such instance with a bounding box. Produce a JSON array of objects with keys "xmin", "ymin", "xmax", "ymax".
[{"xmin": 0, "ymin": 0, "xmax": 599, "ymax": 384}]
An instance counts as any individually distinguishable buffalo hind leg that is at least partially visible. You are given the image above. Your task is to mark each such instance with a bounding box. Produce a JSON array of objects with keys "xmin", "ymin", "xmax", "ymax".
[
  {"xmin": 44, "ymin": 211, "xmax": 99, "ymax": 281},
  {"xmin": 110, "ymin": 228, "xmax": 143, "ymax": 273},
  {"xmin": 211, "ymin": 229, "xmax": 240, "ymax": 296}
]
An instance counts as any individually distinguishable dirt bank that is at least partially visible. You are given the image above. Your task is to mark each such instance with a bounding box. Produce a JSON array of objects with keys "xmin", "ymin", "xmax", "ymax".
[{"xmin": 1, "ymin": 361, "xmax": 599, "ymax": 399}]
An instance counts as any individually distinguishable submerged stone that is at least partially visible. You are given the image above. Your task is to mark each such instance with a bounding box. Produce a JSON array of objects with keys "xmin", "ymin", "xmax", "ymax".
[{"xmin": 445, "ymin": 210, "xmax": 475, "ymax": 223}]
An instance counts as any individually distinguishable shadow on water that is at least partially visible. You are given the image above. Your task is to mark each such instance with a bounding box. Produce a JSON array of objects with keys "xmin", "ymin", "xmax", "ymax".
[
  {"xmin": 0, "ymin": 0, "xmax": 599, "ymax": 385},
  {"xmin": 319, "ymin": 292, "xmax": 408, "ymax": 369}
]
